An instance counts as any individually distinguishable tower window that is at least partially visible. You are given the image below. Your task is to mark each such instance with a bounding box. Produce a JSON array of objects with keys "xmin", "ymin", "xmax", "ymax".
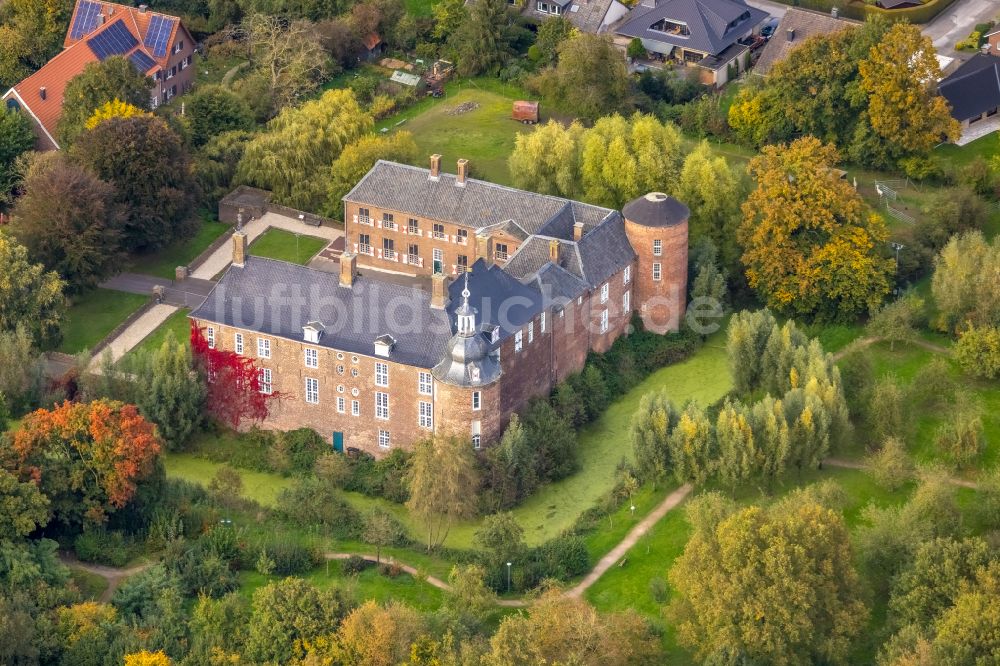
[
  {"xmin": 653, "ymin": 263, "xmax": 662, "ymax": 281},
  {"xmin": 653, "ymin": 239, "xmax": 662, "ymax": 256}
]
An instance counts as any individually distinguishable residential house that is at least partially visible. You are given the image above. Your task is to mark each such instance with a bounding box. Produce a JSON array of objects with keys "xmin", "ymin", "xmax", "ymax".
[
  {"xmin": 530, "ymin": 0, "xmax": 630, "ymax": 35},
  {"xmin": 753, "ymin": 7, "xmax": 857, "ymax": 76},
  {"xmin": 938, "ymin": 53, "xmax": 1000, "ymax": 144},
  {"xmin": 2, "ymin": 0, "xmax": 195, "ymax": 150},
  {"xmin": 612, "ymin": 0, "xmax": 767, "ymax": 86}
]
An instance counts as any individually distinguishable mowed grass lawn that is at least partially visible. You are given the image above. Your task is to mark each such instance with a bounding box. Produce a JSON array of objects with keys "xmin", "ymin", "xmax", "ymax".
[
  {"xmin": 934, "ymin": 132, "xmax": 998, "ymax": 167},
  {"xmin": 249, "ymin": 228, "xmax": 329, "ymax": 265},
  {"xmin": 379, "ymin": 86, "xmax": 536, "ymax": 186},
  {"xmin": 127, "ymin": 221, "xmax": 229, "ymax": 279},
  {"xmin": 58, "ymin": 289, "xmax": 149, "ymax": 354},
  {"xmin": 126, "ymin": 308, "xmax": 192, "ymax": 360}
]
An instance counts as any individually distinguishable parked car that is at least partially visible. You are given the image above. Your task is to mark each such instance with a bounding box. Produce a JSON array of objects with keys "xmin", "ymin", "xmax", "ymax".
[{"xmin": 761, "ymin": 18, "xmax": 779, "ymax": 39}]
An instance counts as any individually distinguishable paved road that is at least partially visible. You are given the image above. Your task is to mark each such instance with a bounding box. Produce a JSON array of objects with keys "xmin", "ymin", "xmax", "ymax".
[{"xmin": 923, "ymin": 0, "xmax": 999, "ymax": 50}]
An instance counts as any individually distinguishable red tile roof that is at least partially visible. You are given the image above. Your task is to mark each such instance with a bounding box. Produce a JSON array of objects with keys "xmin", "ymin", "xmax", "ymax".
[{"xmin": 2, "ymin": 0, "xmax": 187, "ymax": 149}]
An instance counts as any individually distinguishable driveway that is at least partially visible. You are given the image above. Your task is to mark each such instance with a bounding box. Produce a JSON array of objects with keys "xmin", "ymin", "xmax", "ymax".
[
  {"xmin": 923, "ymin": 0, "xmax": 999, "ymax": 50},
  {"xmin": 745, "ymin": 0, "xmax": 787, "ymax": 19}
]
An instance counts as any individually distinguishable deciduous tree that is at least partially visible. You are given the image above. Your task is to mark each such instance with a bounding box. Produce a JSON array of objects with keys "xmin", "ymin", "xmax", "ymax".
[
  {"xmin": 0, "ymin": 231, "xmax": 65, "ymax": 346},
  {"xmin": 237, "ymin": 88, "xmax": 372, "ymax": 211},
  {"xmin": 868, "ymin": 292, "xmax": 925, "ymax": 351},
  {"xmin": 4, "ymin": 399, "xmax": 161, "ymax": 525},
  {"xmin": 669, "ymin": 501, "xmax": 867, "ymax": 665},
  {"xmin": 406, "ymin": 433, "xmax": 480, "ymax": 550},
  {"xmin": 676, "ymin": 141, "xmax": 744, "ymax": 271},
  {"xmin": 58, "ymin": 56, "xmax": 151, "ymax": 146},
  {"xmin": 668, "ymin": 401, "xmax": 714, "ymax": 486},
  {"xmin": 629, "ymin": 389, "xmax": 677, "ymax": 484},
  {"xmin": 84, "ymin": 99, "xmax": 149, "ymax": 130},
  {"xmin": 954, "ymin": 324, "xmax": 1000, "ymax": 379},
  {"xmin": 534, "ymin": 33, "xmax": 629, "ymax": 122},
  {"xmin": 0, "ymin": 467, "xmax": 50, "ymax": 539},
  {"xmin": 326, "ymin": 131, "xmax": 418, "ymax": 216},
  {"xmin": 244, "ymin": 577, "xmax": 346, "ymax": 664},
  {"xmin": 450, "ymin": 0, "xmax": 512, "ymax": 76},
  {"xmin": 0, "ymin": 106, "xmax": 34, "ymax": 202},
  {"xmin": 71, "ymin": 115, "xmax": 197, "ymax": 252},
  {"xmin": 508, "ymin": 120, "xmax": 584, "ymax": 198},
  {"xmin": 865, "ymin": 436, "xmax": 913, "ymax": 491},
  {"xmin": 11, "ymin": 152, "xmax": 124, "ymax": 291},
  {"xmin": 187, "ymin": 85, "xmax": 255, "ymax": 146},
  {"xmin": 931, "ymin": 231, "xmax": 1000, "ymax": 333},
  {"xmin": 739, "ymin": 137, "xmax": 894, "ymax": 320}
]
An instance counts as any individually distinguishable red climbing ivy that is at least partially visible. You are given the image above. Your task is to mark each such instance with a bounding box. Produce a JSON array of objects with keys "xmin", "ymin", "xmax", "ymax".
[{"xmin": 191, "ymin": 321, "xmax": 278, "ymax": 430}]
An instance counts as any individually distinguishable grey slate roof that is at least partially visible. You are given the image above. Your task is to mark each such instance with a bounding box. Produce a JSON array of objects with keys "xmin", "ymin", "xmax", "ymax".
[
  {"xmin": 615, "ymin": 0, "xmax": 767, "ymax": 56},
  {"xmin": 564, "ymin": 0, "xmax": 618, "ymax": 34},
  {"xmin": 622, "ymin": 192, "xmax": 689, "ymax": 228},
  {"xmin": 190, "ymin": 257, "xmax": 452, "ymax": 368},
  {"xmin": 753, "ymin": 8, "xmax": 856, "ymax": 76},
  {"xmin": 344, "ymin": 160, "xmax": 615, "ymax": 238},
  {"xmin": 532, "ymin": 262, "xmax": 590, "ymax": 302},
  {"xmin": 939, "ymin": 53, "xmax": 1000, "ymax": 122}
]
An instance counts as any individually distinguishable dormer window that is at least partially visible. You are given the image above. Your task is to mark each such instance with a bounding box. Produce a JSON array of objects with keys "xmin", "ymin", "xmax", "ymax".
[
  {"xmin": 303, "ymin": 321, "xmax": 324, "ymax": 344},
  {"xmin": 649, "ymin": 18, "xmax": 690, "ymax": 36},
  {"xmin": 374, "ymin": 334, "xmax": 395, "ymax": 358}
]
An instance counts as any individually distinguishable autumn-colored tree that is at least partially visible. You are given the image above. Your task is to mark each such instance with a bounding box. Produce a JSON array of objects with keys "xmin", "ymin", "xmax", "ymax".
[
  {"xmin": 84, "ymin": 99, "xmax": 149, "ymax": 130},
  {"xmin": 629, "ymin": 389, "xmax": 678, "ymax": 484},
  {"xmin": 124, "ymin": 650, "xmax": 172, "ymax": 666},
  {"xmin": 0, "ymin": 231, "xmax": 66, "ymax": 346},
  {"xmin": 330, "ymin": 600, "xmax": 426, "ymax": 665},
  {"xmin": 11, "ymin": 152, "xmax": 125, "ymax": 291},
  {"xmin": 865, "ymin": 436, "xmax": 913, "ymax": 491},
  {"xmin": 867, "ymin": 292, "xmax": 925, "ymax": 351},
  {"xmin": 676, "ymin": 141, "xmax": 745, "ymax": 272},
  {"xmin": 244, "ymin": 577, "xmax": 346, "ymax": 664},
  {"xmin": 3, "ymin": 399, "xmax": 161, "ymax": 525},
  {"xmin": 191, "ymin": 322, "xmax": 277, "ymax": 430},
  {"xmin": 858, "ymin": 24, "xmax": 960, "ymax": 158},
  {"xmin": 668, "ymin": 401, "xmax": 714, "ymax": 486},
  {"xmin": 955, "ymin": 324, "xmax": 1000, "ymax": 379},
  {"xmin": 508, "ymin": 120, "xmax": 585, "ymax": 198},
  {"xmin": 930, "ymin": 231, "xmax": 1000, "ymax": 333},
  {"xmin": 714, "ymin": 398, "xmax": 757, "ymax": 489},
  {"xmin": 406, "ymin": 433, "xmax": 480, "ymax": 550},
  {"xmin": 739, "ymin": 137, "xmax": 894, "ymax": 320},
  {"xmin": 484, "ymin": 588, "xmax": 661, "ymax": 665},
  {"xmin": 669, "ymin": 500, "xmax": 867, "ymax": 665}
]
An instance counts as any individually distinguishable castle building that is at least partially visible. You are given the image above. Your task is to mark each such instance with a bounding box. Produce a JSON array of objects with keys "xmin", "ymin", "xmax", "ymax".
[{"xmin": 190, "ymin": 158, "xmax": 689, "ymax": 456}]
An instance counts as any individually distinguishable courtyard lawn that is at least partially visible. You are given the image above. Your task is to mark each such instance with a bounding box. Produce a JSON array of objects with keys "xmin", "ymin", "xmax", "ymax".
[
  {"xmin": 163, "ymin": 452, "xmax": 296, "ymax": 507},
  {"xmin": 127, "ymin": 220, "xmax": 229, "ymax": 280},
  {"xmin": 58, "ymin": 289, "xmax": 149, "ymax": 354},
  {"xmin": 377, "ymin": 84, "xmax": 536, "ymax": 186},
  {"xmin": 126, "ymin": 308, "xmax": 191, "ymax": 359},
  {"xmin": 249, "ymin": 228, "xmax": 329, "ymax": 265}
]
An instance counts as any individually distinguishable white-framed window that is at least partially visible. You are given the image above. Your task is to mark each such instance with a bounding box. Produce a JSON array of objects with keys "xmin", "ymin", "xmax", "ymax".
[
  {"xmin": 375, "ymin": 362, "xmax": 388, "ymax": 387},
  {"xmin": 337, "ymin": 396, "xmax": 346, "ymax": 413},
  {"xmin": 600, "ymin": 309, "xmax": 609, "ymax": 333},
  {"xmin": 653, "ymin": 263, "xmax": 662, "ymax": 281},
  {"xmin": 419, "ymin": 401, "xmax": 433, "ymax": 429},
  {"xmin": 472, "ymin": 391, "xmax": 481, "ymax": 411},
  {"xmin": 418, "ymin": 372, "xmax": 433, "ymax": 396},
  {"xmin": 623, "ymin": 290, "xmax": 631, "ymax": 313},
  {"xmin": 206, "ymin": 327, "xmax": 215, "ymax": 349},
  {"xmin": 305, "ymin": 377, "xmax": 319, "ymax": 404},
  {"xmin": 378, "ymin": 429, "xmax": 390, "ymax": 449},
  {"xmin": 234, "ymin": 333, "xmax": 243, "ymax": 355},
  {"xmin": 528, "ymin": 321, "xmax": 534, "ymax": 344},
  {"xmin": 653, "ymin": 239, "xmax": 662, "ymax": 256},
  {"xmin": 515, "ymin": 330, "xmax": 523, "ymax": 352},
  {"xmin": 259, "ymin": 368, "xmax": 272, "ymax": 394},
  {"xmin": 600, "ymin": 283, "xmax": 609, "ymax": 304},
  {"xmin": 351, "ymin": 399, "xmax": 360, "ymax": 416},
  {"xmin": 624, "ymin": 265, "xmax": 631, "ymax": 285},
  {"xmin": 540, "ymin": 311, "xmax": 546, "ymax": 334},
  {"xmin": 375, "ymin": 392, "xmax": 389, "ymax": 420},
  {"xmin": 257, "ymin": 338, "xmax": 271, "ymax": 358},
  {"xmin": 472, "ymin": 421, "xmax": 481, "ymax": 449},
  {"xmin": 304, "ymin": 348, "xmax": 318, "ymax": 368}
]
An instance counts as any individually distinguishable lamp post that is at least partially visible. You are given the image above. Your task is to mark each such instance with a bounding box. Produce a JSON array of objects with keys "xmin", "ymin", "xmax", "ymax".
[
  {"xmin": 506, "ymin": 562, "xmax": 512, "ymax": 594},
  {"xmin": 630, "ymin": 504, "xmax": 636, "ymax": 518}
]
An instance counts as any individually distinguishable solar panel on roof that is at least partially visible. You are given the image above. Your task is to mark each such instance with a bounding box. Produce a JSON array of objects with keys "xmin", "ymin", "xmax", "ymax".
[
  {"xmin": 86, "ymin": 19, "xmax": 139, "ymax": 61},
  {"xmin": 70, "ymin": 0, "xmax": 103, "ymax": 39},
  {"xmin": 128, "ymin": 49, "xmax": 156, "ymax": 72},
  {"xmin": 143, "ymin": 15, "xmax": 176, "ymax": 58}
]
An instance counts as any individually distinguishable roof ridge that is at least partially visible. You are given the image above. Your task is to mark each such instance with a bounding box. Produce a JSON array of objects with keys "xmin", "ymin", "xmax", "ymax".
[{"xmin": 940, "ymin": 58, "xmax": 1000, "ymax": 88}]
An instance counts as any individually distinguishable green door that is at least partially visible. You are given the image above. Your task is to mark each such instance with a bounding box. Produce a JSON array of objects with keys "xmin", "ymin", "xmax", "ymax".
[{"xmin": 332, "ymin": 432, "xmax": 344, "ymax": 453}]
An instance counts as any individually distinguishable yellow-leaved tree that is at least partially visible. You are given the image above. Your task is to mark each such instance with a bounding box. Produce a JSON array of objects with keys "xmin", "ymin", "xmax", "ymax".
[
  {"xmin": 858, "ymin": 23, "xmax": 960, "ymax": 156},
  {"xmin": 738, "ymin": 136, "xmax": 894, "ymax": 321},
  {"xmin": 84, "ymin": 99, "xmax": 150, "ymax": 130},
  {"xmin": 124, "ymin": 651, "xmax": 172, "ymax": 666}
]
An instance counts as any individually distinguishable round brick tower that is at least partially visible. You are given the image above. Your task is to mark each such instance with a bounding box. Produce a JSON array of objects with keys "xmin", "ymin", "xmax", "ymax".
[{"xmin": 622, "ymin": 192, "xmax": 690, "ymax": 334}]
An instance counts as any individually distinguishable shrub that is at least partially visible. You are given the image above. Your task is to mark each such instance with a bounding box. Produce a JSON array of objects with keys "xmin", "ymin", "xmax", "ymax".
[
  {"xmin": 342, "ymin": 555, "xmax": 373, "ymax": 575},
  {"xmin": 379, "ymin": 562, "xmax": 403, "ymax": 578},
  {"xmin": 274, "ymin": 478, "xmax": 363, "ymax": 538},
  {"xmin": 865, "ymin": 437, "xmax": 914, "ymax": 491},
  {"xmin": 534, "ymin": 534, "xmax": 589, "ymax": 580},
  {"xmin": 75, "ymin": 528, "xmax": 140, "ymax": 567},
  {"xmin": 168, "ymin": 544, "xmax": 239, "ymax": 597},
  {"xmin": 276, "ymin": 428, "xmax": 328, "ymax": 474},
  {"xmin": 935, "ymin": 403, "xmax": 985, "ymax": 469},
  {"xmin": 955, "ymin": 325, "xmax": 1000, "ymax": 379},
  {"xmin": 649, "ymin": 577, "xmax": 669, "ymax": 603},
  {"xmin": 263, "ymin": 540, "xmax": 321, "ymax": 576},
  {"xmin": 343, "ymin": 449, "xmax": 411, "ymax": 502}
]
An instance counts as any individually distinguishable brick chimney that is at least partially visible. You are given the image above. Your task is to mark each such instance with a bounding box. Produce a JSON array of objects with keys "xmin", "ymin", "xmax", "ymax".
[
  {"xmin": 456, "ymin": 159, "xmax": 469, "ymax": 186},
  {"xmin": 475, "ymin": 232, "xmax": 490, "ymax": 263},
  {"xmin": 786, "ymin": 28, "xmax": 795, "ymax": 42},
  {"xmin": 340, "ymin": 252, "xmax": 357, "ymax": 288},
  {"xmin": 430, "ymin": 273, "xmax": 450, "ymax": 310},
  {"xmin": 39, "ymin": 87, "xmax": 47, "ymax": 101},
  {"xmin": 429, "ymin": 154, "xmax": 441, "ymax": 180},
  {"xmin": 548, "ymin": 238, "xmax": 560, "ymax": 263},
  {"xmin": 573, "ymin": 221, "xmax": 584, "ymax": 241},
  {"xmin": 232, "ymin": 231, "xmax": 247, "ymax": 267}
]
